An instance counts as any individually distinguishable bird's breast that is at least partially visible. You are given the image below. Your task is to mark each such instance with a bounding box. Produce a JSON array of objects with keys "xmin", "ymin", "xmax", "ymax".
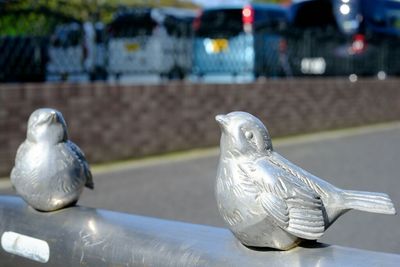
[
  {"xmin": 216, "ymin": 160, "xmax": 266, "ymax": 229},
  {"xmin": 22, "ymin": 145, "xmax": 51, "ymax": 170},
  {"xmin": 20, "ymin": 144, "xmax": 77, "ymax": 181}
]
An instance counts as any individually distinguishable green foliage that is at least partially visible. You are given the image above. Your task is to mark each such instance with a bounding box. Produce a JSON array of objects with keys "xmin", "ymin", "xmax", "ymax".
[
  {"xmin": 0, "ymin": 0, "xmax": 199, "ymax": 36},
  {"xmin": 1, "ymin": 0, "xmax": 199, "ymax": 22},
  {"xmin": 0, "ymin": 12, "xmax": 55, "ymax": 36}
]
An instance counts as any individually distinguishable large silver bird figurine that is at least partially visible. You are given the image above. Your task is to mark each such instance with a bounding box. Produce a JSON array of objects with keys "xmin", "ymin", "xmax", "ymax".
[
  {"xmin": 11, "ymin": 108, "xmax": 94, "ymax": 212},
  {"xmin": 215, "ymin": 111, "xmax": 396, "ymax": 250}
]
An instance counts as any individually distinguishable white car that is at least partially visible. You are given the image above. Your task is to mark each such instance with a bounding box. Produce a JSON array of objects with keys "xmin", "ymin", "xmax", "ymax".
[
  {"xmin": 47, "ymin": 23, "xmax": 85, "ymax": 80},
  {"xmin": 107, "ymin": 8, "xmax": 195, "ymax": 80}
]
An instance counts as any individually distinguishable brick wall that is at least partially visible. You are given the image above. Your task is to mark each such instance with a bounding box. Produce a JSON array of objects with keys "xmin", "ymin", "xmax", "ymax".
[{"xmin": 1, "ymin": 78, "xmax": 400, "ymax": 176}]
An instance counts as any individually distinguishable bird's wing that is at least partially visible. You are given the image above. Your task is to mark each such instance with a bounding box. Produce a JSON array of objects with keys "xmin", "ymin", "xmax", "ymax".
[
  {"xmin": 268, "ymin": 152, "xmax": 332, "ymax": 198},
  {"xmin": 239, "ymin": 159, "xmax": 325, "ymax": 240},
  {"xmin": 66, "ymin": 141, "xmax": 94, "ymax": 189}
]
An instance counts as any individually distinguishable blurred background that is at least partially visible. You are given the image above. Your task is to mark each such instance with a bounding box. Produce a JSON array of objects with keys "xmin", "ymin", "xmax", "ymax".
[
  {"xmin": 1, "ymin": 0, "xmax": 400, "ymax": 255},
  {"xmin": 1, "ymin": 0, "xmax": 399, "ymax": 82}
]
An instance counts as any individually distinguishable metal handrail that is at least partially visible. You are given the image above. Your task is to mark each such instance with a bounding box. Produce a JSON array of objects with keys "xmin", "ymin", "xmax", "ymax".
[{"xmin": 0, "ymin": 196, "xmax": 398, "ymax": 267}]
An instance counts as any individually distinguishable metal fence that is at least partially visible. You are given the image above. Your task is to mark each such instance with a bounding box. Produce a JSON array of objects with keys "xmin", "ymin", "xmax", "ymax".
[
  {"xmin": 283, "ymin": 29, "xmax": 400, "ymax": 77},
  {"xmin": 0, "ymin": 36, "xmax": 48, "ymax": 82},
  {"xmin": 0, "ymin": 7, "xmax": 84, "ymax": 82},
  {"xmin": 1, "ymin": 7, "xmax": 400, "ymax": 82}
]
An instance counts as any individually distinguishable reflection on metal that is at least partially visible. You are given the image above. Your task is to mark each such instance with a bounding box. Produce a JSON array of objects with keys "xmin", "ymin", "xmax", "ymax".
[
  {"xmin": 10, "ymin": 108, "xmax": 94, "ymax": 212},
  {"xmin": 215, "ymin": 111, "xmax": 396, "ymax": 250},
  {"xmin": 1, "ymin": 231, "xmax": 50, "ymax": 263},
  {"xmin": 0, "ymin": 196, "xmax": 399, "ymax": 267}
]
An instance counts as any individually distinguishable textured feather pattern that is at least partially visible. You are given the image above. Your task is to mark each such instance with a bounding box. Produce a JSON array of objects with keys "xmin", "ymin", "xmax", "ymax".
[
  {"xmin": 67, "ymin": 140, "xmax": 94, "ymax": 189},
  {"xmin": 342, "ymin": 190, "xmax": 396, "ymax": 215},
  {"xmin": 239, "ymin": 159, "xmax": 325, "ymax": 240},
  {"xmin": 11, "ymin": 141, "xmax": 42, "ymax": 192},
  {"xmin": 268, "ymin": 155, "xmax": 329, "ymax": 198},
  {"xmin": 12, "ymin": 141, "xmax": 89, "ymax": 198},
  {"xmin": 10, "ymin": 108, "xmax": 93, "ymax": 211},
  {"xmin": 55, "ymin": 143, "xmax": 89, "ymax": 193}
]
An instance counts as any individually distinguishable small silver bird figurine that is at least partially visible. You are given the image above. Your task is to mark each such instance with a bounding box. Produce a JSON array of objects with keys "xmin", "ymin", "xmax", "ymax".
[
  {"xmin": 11, "ymin": 108, "xmax": 94, "ymax": 212},
  {"xmin": 215, "ymin": 111, "xmax": 396, "ymax": 250}
]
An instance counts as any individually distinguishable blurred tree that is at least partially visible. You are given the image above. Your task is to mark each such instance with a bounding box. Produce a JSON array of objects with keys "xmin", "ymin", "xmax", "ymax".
[
  {"xmin": 1, "ymin": 0, "xmax": 198, "ymax": 23},
  {"xmin": 0, "ymin": 4, "xmax": 82, "ymax": 35},
  {"xmin": 0, "ymin": 0, "xmax": 198, "ymax": 35}
]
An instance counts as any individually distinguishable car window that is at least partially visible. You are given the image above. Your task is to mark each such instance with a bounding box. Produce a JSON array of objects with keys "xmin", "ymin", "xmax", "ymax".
[
  {"xmin": 195, "ymin": 9, "xmax": 243, "ymax": 38},
  {"xmin": 51, "ymin": 23, "xmax": 82, "ymax": 47},
  {"xmin": 291, "ymin": 0, "xmax": 337, "ymax": 29},
  {"xmin": 108, "ymin": 11, "xmax": 157, "ymax": 38}
]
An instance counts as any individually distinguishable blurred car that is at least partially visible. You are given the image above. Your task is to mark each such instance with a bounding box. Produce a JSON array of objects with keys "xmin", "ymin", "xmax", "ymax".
[
  {"xmin": 192, "ymin": 4, "xmax": 290, "ymax": 78},
  {"xmin": 47, "ymin": 22, "xmax": 85, "ymax": 80},
  {"xmin": 361, "ymin": 0, "xmax": 400, "ymax": 75},
  {"xmin": 160, "ymin": 7, "xmax": 197, "ymax": 79},
  {"xmin": 107, "ymin": 7, "xmax": 195, "ymax": 80},
  {"xmin": 83, "ymin": 21, "xmax": 108, "ymax": 81},
  {"xmin": 361, "ymin": 0, "xmax": 400, "ymax": 37},
  {"xmin": 285, "ymin": 0, "xmax": 400, "ymax": 77}
]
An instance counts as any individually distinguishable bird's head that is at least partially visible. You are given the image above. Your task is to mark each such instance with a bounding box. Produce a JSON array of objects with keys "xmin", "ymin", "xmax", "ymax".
[
  {"xmin": 215, "ymin": 111, "xmax": 273, "ymax": 157},
  {"xmin": 27, "ymin": 108, "xmax": 68, "ymax": 144}
]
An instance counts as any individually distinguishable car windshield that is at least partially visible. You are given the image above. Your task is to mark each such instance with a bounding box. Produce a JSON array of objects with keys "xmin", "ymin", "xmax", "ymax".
[
  {"xmin": 361, "ymin": 0, "xmax": 400, "ymax": 36},
  {"xmin": 290, "ymin": 0, "xmax": 337, "ymax": 29},
  {"xmin": 383, "ymin": 1, "xmax": 400, "ymax": 29},
  {"xmin": 387, "ymin": 9, "xmax": 400, "ymax": 29},
  {"xmin": 195, "ymin": 8, "xmax": 243, "ymax": 38},
  {"xmin": 51, "ymin": 23, "xmax": 82, "ymax": 47},
  {"xmin": 108, "ymin": 10, "xmax": 157, "ymax": 38}
]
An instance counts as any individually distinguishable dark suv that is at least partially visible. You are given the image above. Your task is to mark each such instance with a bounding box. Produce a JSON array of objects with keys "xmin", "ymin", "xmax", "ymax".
[{"xmin": 285, "ymin": 0, "xmax": 400, "ymax": 77}]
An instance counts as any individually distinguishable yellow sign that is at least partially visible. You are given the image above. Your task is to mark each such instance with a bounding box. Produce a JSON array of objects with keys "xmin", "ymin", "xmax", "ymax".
[
  {"xmin": 211, "ymin": 39, "xmax": 228, "ymax": 53},
  {"xmin": 124, "ymin": 42, "xmax": 140, "ymax": 52}
]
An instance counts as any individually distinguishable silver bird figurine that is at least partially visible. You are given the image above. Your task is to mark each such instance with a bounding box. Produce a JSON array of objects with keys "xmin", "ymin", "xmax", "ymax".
[
  {"xmin": 11, "ymin": 108, "xmax": 94, "ymax": 212},
  {"xmin": 215, "ymin": 111, "xmax": 396, "ymax": 250}
]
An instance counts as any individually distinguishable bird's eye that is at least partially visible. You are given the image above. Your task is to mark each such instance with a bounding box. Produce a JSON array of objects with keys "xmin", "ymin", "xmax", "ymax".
[{"xmin": 245, "ymin": 131, "xmax": 253, "ymax": 140}]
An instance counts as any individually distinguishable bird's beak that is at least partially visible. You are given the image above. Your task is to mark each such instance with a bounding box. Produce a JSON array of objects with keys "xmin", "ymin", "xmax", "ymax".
[
  {"xmin": 49, "ymin": 111, "xmax": 58, "ymax": 123},
  {"xmin": 215, "ymin": 114, "xmax": 228, "ymax": 131}
]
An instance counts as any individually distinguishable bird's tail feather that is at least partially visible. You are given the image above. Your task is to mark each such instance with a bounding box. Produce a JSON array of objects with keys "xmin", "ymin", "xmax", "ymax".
[
  {"xmin": 342, "ymin": 190, "xmax": 396, "ymax": 215},
  {"xmin": 85, "ymin": 180, "xmax": 94, "ymax": 190}
]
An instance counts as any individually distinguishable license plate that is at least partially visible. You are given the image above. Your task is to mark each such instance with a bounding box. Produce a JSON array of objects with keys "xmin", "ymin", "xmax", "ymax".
[
  {"xmin": 205, "ymin": 38, "xmax": 228, "ymax": 53},
  {"xmin": 124, "ymin": 42, "xmax": 140, "ymax": 52},
  {"xmin": 301, "ymin": 57, "xmax": 326, "ymax": 74}
]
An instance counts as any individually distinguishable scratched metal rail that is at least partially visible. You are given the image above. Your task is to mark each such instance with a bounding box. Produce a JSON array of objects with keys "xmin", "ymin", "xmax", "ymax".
[{"xmin": 0, "ymin": 196, "xmax": 398, "ymax": 266}]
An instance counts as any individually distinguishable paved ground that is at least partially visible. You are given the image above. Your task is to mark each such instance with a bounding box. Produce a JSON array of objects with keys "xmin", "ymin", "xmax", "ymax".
[{"xmin": 1, "ymin": 123, "xmax": 400, "ymax": 254}]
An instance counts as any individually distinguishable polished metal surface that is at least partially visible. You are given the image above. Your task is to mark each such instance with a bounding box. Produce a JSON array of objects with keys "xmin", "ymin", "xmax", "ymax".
[
  {"xmin": 215, "ymin": 111, "xmax": 396, "ymax": 250},
  {"xmin": 0, "ymin": 196, "xmax": 399, "ymax": 267},
  {"xmin": 10, "ymin": 108, "xmax": 93, "ymax": 211}
]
